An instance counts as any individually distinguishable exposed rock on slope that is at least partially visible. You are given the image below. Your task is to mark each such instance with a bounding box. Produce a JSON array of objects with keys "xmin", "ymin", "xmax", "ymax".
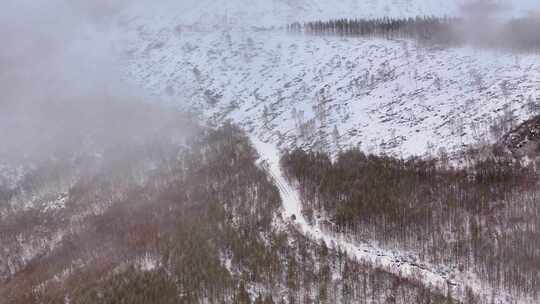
[{"xmin": 503, "ymin": 114, "xmax": 540, "ymax": 157}]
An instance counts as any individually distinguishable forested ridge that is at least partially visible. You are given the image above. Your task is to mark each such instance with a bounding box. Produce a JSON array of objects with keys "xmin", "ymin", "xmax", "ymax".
[
  {"xmin": 0, "ymin": 123, "xmax": 451, "ymax": 304},
  {"xmin": 287, "ymin": 16, "xmax": 540, "ymax": 53},
  {"xmin": 288, "ymin": 17, "xmax": 461, "ymax": 45},
  {"xmin": 281, "ymin": 143, "xmax": 540, "ymax": 301}
]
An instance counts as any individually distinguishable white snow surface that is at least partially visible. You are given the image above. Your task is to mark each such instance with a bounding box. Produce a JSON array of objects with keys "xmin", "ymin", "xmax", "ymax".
[
  {"xmin": 136, "ymin": 253, "xmax": 160, "ymax": 272},
  {"xmin": 123, "ymin": 0, "xmax": 540, "ymax": 29},
  {"xmin": 126, "ymin": 25, "xmax": 540, "ymax": 157},
  {"xmin": 43, "ymin": 193, "xmax": 68, "ymax": 212}
]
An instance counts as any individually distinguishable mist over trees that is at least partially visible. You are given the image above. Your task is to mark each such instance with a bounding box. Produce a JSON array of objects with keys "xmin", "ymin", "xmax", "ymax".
[
  {"xmin": 0, "ymin": 123, "xmax": 451, "ymax": 304},
  {"xmin": 6, "ymin": 0, "xmax": 540, "ymax": 303},
  {"xmin": 288, "ymin": 17, "xmax": 462, "ymax": 46},
  {"xmin": 288, "ymin": 15, "xmax": 540, "ymax": 53}
]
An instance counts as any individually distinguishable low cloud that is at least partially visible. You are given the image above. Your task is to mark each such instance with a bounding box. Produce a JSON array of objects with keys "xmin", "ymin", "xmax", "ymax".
[{"xmin": 0, "ymin": 0, "xmax": 184, "ymax": 162}]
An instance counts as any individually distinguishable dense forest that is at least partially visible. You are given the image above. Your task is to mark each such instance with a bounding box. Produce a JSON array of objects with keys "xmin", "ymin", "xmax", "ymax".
[
  {"xmin": 0, "ymin": 122, "xmax": 451, "ymax": 303},
  {"xmin": 281, "ymin": 145, "xmax": 540, "ymax": 301},
  {"xmin": 288, "ymin": 17, "xmax": 461, "ymax": 45},
  {"xmin": 287, "ymin": 16, "xmax": 540, "ymax": 53}
]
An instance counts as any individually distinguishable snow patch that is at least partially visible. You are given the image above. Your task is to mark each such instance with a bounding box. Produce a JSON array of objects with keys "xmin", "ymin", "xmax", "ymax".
[
  {"xmin": 43, "ymin": 193, "xmax": 68, "ymax": 212},
  {"xmin": 136, "ymin": 253, "xmax": 160, "ymax": 272}
]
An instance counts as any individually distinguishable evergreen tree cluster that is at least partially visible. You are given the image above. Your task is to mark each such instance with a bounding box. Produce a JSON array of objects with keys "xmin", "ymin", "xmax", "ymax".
[
  {"xmin": 281, "ymin": 147, "xmax": 540, "ymax": 300},
  {"xmin": 288, "ymin": 17, "xmax": 461, "ymax": 45},
  {"xmin": 287, "ymin": 16, "xmax": 540, "ymax": 53}
]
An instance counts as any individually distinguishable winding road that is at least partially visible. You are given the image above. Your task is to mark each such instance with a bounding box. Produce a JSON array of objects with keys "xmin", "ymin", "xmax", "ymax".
[{"xmin": 251, "ymin": 135, "xmax": 528, "ymax": 304}]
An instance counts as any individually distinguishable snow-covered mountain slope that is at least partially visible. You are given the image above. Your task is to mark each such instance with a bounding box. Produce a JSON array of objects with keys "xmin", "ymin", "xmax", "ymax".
[
  {"xmin": 125, "ymin": 0, "xmax": 461, "ymax": 29},
  {"xmin": 125, "ymin": 26, "xmax": 540, "ymax": 157},
  {"xmin": 124, "ymin": 0, "xmax": 540, "ymax": 29}
]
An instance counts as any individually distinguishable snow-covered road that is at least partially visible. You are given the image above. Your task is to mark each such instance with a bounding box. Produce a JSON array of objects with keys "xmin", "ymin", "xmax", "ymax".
[{"xmin": 251, "ymin": 135, "xmax": 532, "ymax": 304}]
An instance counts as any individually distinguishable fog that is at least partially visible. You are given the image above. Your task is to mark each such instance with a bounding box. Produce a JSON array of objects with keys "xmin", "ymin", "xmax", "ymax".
[
  {"xmin": 455, "ymin": 1, "xmax": 540, "ymax": 51},
  {"xmin": 0, "ymin": 0, "xmax": 188, "ymax": 163}
]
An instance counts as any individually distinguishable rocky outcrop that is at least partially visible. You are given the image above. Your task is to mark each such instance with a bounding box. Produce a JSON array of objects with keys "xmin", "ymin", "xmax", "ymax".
[{"xmin": 502, "ymin": 115, "xmax": 540, "ymax": 157}]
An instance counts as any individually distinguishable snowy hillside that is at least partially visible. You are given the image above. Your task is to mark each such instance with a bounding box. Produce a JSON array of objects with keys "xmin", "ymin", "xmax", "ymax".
[
  {"xmin": 125, "ymin": 25, "xmax": 540, "ymax": 157},
  {"xmin": 124, "ymin": 0, "xmax": 540, "ymax": 29},
  {"xmin": 125, "ymin": 0, "xmax": 460, "ymax": 29}
]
